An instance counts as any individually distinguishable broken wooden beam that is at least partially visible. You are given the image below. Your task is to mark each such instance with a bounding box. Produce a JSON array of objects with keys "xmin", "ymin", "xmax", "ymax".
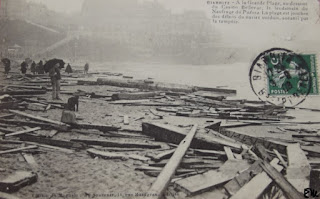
[
  {"xmin": 87, "ymin": 148, "xmax": 150, "ymax": 161},
  {"xmin": 0, "ymin": 171, "xmax": 37, "ymax": 193},
  {"xmin": 147, "ymin": 124, "xmax": 198, "ymax": 199},
  {"xmin": 97, "ymin": 78, "xmax": 195, "ymax": 93},
  {"xmin": 260, "ymin": 160, "xmax": 303, "ymax": 199},
  {"xmin": 21, "ymin": 153, "xmax": 38, "ymax": 169},
  {"xmin": 70, "ymin": 123, "xmax": 120, "ymax": 131},
  {"xmin": 71, "ymin": 138, "xmax": 161, "ymax": 149},
  {"xmin": 5, "ymin": 127, "xmax": 41, "ymax": 137},
  {"xmin": 0, "ymin": 119, "xmax": 66, "ymax": 131},
  {"xmin": 112, "ymin": 92, "xmax": 158, "ymax": 100},
  {"xmin": 151, "ymin": 149, "xmax": 176, "ymax": 162},
  {"xmin": 230, "ymin": 159, "xmax": 283, "ymax": 199},
  {"xmin": 224, "ymin": 160, "xmax": 263, "ymax": 196},
  {"xmin": 174, "ymin": 160, "xmax": 250, "ymax": 196},
  {"xmin": 0, "ymin": 146, "xmax": 38, "ymax": 155},
  {"xmin": 19, "ymin": 135, "xmax": 86, "ymax": 150},
  {"xmin": 9, "ymin": 110, "xmax": 69, "ymax": 128},
  {"xmin": 0, "ymin": 90, "xmax": 46, "ymax": 96},
  {"xmin": 142, "ymin": 123, "xmax": 241, "ymax": 151}
]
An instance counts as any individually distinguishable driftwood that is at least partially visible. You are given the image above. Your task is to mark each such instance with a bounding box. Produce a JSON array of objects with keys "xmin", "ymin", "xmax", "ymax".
[
  {"xmin": 70, "ymin": 123, "xmax": 120, "ymax": 131},
  {"xmin": 0, "ymin": 171, "xmax": 37, "ymax": 193},
  {"xmin": 0, "ymin": 119, "xmax": 66, "ymax": 131},
  {"xmin": 111, "ymin": 92, "xmax": 158, "ymax": 100},
  {"xmin": 71, "ymin": 138, "xmax": 161, "ymax": 149},
  {"xmin": 142, "ymin": 122, "xmax": 241, "ymax": 151},
  {"xmin": 19, "ymin": 135, "xmax": 86, "ymax": 150},
  {"xmin": 0, "ymin": 90, "xmax": 46, "ymax": 95},
  {"xmin": 230, "ymin": 159, "xmax": 283, "ymax": 199},
  {"xmin": 260, "ymin": 160, "xmax": 303, "ymax": 199},
  {"xmin": 147, "ymin": 125, "xmax": 198, "ymax": 199},
  {"xmin": 5, "ymin": 127, "xmax": 41, "ymax": 137},
  {"xmin": 0, "ymin": 146, "xmax": 38, "ymax": 155},
  {"xmin": 9, "ymin": 110, "xmax": 69, "ymax": 128},
  {"xmin": 96, "ymin": 78, "xmax": 195, "ymax": 93},
  {"xmin": 174, "ymin": 160, "xmax": 250, "ymax": 196},
  {"xmin": 224, "ymin": 160, "xmax": 263, "ymax": 196}
]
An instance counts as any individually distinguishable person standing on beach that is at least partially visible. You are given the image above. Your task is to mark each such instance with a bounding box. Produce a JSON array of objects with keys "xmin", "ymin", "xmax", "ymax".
[
  {"xmin": 65, "ymin": 63, "xmax": 73, "ymax": 74},
  {"xmin": 31, "ymin": 61, "xmax": 36, "ymax": 75},
  {"xmin": 37, "ymin": 60, "xmax": 45, "ymax": 74},
  {"xmin": 84, "ymin": 63, "xmax": 89, "ymax": 74},
  {"xmin": 20, "ymin": 61, "xmax": 27, "ymax": 75},
  {"xmin": 1, "ymin": 58, "xmax": 11, "ymax": 75},
  {"xmin": 49, "ymin": 63, "xmax": 62, "ymax": 100}
]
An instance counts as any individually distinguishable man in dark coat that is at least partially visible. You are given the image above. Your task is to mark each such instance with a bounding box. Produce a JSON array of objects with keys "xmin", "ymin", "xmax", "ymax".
[
  {"xmin": 20, "ymin": 61, "xmax": 27, "ymax": 75},
  {"xmin": 31, "ymin": 61, "xmax": 36, "ymax": 75},
  {"xmin": 37, "ymin": 60, "xmax": 45, "ymax": 74},
  {"xmin": 1, "ymin": 58, "xmax": 11, "ymax": 75},
  {"xmin": 49, "ymin": 63, "xmax": 62, "ymax": 100},
  {"xmin": 65, "ymin": 63, "xmax": 73, "ymax": 74}
]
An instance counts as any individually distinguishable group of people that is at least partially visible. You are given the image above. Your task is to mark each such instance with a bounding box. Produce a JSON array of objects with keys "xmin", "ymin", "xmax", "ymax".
[
  {"xmin": 20, "ymin": 59, "xmax": 45, "ymax": 75},
  {"xmin": 2, "ymin": 58, "xmax": 90, "ymax": 101}
]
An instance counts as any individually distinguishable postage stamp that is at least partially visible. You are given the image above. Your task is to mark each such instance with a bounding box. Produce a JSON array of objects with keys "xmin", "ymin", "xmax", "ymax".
[{"xmin": 249, "ymin": 48, "xmax": 319, "ymax": 106}]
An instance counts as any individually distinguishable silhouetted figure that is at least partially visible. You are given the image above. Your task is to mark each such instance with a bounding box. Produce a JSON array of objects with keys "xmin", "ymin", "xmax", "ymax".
[
  {"xmin": 84, "ymin": 63, "xmax": 89, "ymax": 74},
  {"xmin": 37, "ymin": 60, "xmax": 45, "ymax": 74},
  {"xmin": 65, "ymin": 63, "xmax": 73, "ymax": 74},
  {"xmin": 1, "ymin": 58, "xmax": 11, "ymax": 75},
  {"xmin": 30, "ymin": 61, "xmax": 36, "ymax": 75},
  {"xmin": 20, "ymin": 61, "xmax": 27, "ymax": 75}
]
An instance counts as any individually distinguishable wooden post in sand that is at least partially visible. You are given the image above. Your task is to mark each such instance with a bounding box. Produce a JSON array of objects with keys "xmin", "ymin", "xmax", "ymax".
[{"xmin": 147, "ymin": 124, "xmax": 198, "ymax": 199}]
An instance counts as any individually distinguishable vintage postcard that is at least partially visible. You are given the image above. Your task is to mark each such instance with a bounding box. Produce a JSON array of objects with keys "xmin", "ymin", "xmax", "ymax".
[{"xmin": 0, "ymin": 0, "xmax": 320, "ymax": 198}]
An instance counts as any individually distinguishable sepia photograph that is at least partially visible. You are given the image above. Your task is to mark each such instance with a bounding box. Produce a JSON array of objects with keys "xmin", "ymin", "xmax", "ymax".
[{"xmin": 0, "ymin": 0, "xmax": 320, "ymax": 198}]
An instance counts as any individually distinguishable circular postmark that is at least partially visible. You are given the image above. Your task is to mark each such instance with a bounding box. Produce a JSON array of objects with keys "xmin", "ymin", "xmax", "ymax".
[{"xmin": 249, "ymin": 48, "xmax": 312, "ymax": 106}]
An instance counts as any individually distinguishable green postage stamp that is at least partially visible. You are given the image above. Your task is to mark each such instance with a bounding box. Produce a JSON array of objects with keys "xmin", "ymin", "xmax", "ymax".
[{"xmin": 250, "ymin": 48, "xmax": 319, "ymax": 106}]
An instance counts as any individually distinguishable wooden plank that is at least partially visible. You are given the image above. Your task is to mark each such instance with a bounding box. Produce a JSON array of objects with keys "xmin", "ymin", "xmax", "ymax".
[
  {"xmin": 110, "ymin": 99, "xmax": 150, "ymax": 104},
  {"xmin": 142, "ymin": 123, "xmax": 242, "ymax": 151},
  {"xmin": 0, "ymin": 146, "xmax": 38, "ymax": 155},
  {"xmin": 224, "ymin": 147, "xmax": 235, "ymax": 160},
  {"xmin": 19, "ymin": 135, "xmax": 86, "ymax": 150},
  {"xmin": 9, "ymin": 110, "xmax": 69, "ymax": 127},
  {"xmin": 87, "ymin": 149, "xmax": 150, "ymax": 161},
  {"xmin": 71, "ymin": 138, "xmax": 161, "ymax": 149},
  {"xmin": 48, "ymin": 130, "xmax": 58, "ymax": 138},
  {"xmin": 70, "ymin": 122, "xmax": 120, "ymax": 131},
  {"xmin": 0, "ymin": 90, "xmax": 46, "ymax": 95},
  {"xmin": 21, "ymin": 153, "xmax": 38, "ymax": 169},
  {"xmin": 5, "ymin": 127, "xmax": 41, "ymax": 137},
  {"xmin": 260, "ymin": 160, "xmax": 303, "ymax": 199},
  {"xmin": 149, "ymin": 109, "xmax": 164, "ymax": 119},
  {"xmin": 174, "ymin": 160, "xmax": 251, "ymax": 196},
  {"xmin": 230, "ymin": 159, "xmax": 283, "ymax": 199},
  {"xmin": 224, "ymin": 160, "xmax": 263, "ymax": 196},
  {"xmin": 151, "ymin": 149, "xmax": 176, "ymax": 162},
  {"xmin": 147, "ymin": 124, "xmax": 198, "ymax": 199},
  {"xmin": 0, "ymin": 171, "xmax": 37, "ymax": 193},
  {"xmin": 148, "ymin": 158, "xmax": 207, "ymax": 167},
  {"xmin": 286, "ymin": 143, "xmax": 311, "ymax": 192},
  {"xmin": 0, "ymin": 119, "xmax": 66, "ymax": 131},
  {"xmin": 123, "ymin": 115, "xmax": 129, "ymax": 125},
  {"xmin": 273, "ymin": 149, "xmax": 287, "ymax": 168},
  {"xmin": 219, "ymin": 128, "xmax": 288, "ymax": 154},
  {"xmin": 112, "ymin": 92, "xmax": 158, "ymax": 100}
]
